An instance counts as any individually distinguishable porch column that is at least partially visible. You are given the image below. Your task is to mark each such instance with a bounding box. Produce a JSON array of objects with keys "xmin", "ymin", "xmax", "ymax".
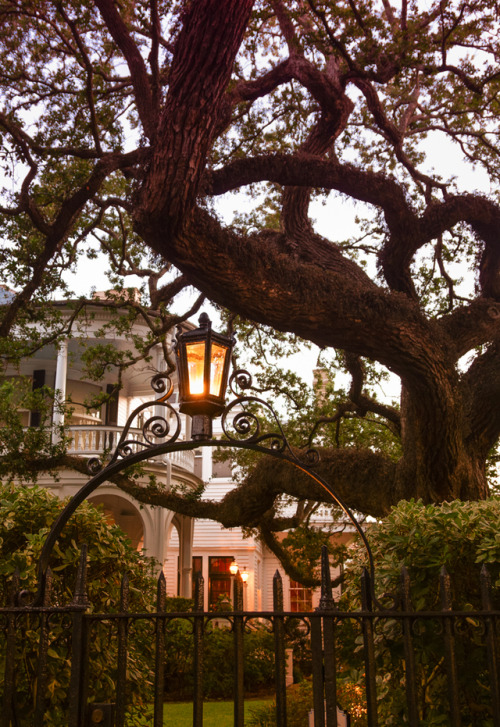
[
  {"xmin": 52, "ymin": 340, "xmax": 68, "ymax": 441},
  {"xmin": 178, "ymin": 515, "xmax": 194, "ymax": 598}
]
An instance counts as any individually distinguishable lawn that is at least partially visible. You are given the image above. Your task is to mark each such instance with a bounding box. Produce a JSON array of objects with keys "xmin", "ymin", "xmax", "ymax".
[{"xmin": 160, "ymin": 698, "xmax": 273, "ymax": 726}]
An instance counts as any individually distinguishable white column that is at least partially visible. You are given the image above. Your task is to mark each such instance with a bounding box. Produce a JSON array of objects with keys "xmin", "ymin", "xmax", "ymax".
[
  {"xmin": 201, "ymin": 446, "xmax": 212, "ymax": 481},
  {"xmin": 52, "ymin": 340, "xmax": 68, "ymax": 441},
  {"xmin": 143, "ymin": 506, "xmax": 167, "ymax": 570}
]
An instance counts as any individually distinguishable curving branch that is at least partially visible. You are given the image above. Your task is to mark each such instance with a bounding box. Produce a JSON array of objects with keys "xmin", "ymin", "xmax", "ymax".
[{"xmin": 94, "ymin": 0, "xmax": 156, "ymax": 138}]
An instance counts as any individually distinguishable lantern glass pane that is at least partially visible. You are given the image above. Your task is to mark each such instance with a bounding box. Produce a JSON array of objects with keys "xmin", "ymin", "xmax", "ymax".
[
  {"xmin": 186, "ymin": 342, "xmax": 206, "ymax": 395},
  {"xmin": 210, "ymin": 343, "xmax": 228, "ymax": 396}
]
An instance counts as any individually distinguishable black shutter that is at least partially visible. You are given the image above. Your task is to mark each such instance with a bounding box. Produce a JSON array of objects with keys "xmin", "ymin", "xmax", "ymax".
[
  {"xmin": 29, "ymin": 369, "xmax": 45, "ymax": 427},
  {"xmin": 105, "ymin": 383, "xmax": 119, "ymax": 425}
]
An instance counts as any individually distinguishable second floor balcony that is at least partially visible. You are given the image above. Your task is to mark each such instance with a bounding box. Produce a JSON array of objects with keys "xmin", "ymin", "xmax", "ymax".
[{"xmin": 66, "ymin": 424, "xmax": 195, "ymax": 474}]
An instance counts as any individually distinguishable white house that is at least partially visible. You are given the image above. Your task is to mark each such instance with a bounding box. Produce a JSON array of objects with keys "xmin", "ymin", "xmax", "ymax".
[{"xmin": 2, "ymin": 296, "xmax": 342, "ymax": 610}]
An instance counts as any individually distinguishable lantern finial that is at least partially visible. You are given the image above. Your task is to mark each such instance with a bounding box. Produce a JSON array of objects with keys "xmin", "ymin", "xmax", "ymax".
[{"xmin": 199, "ymin": 312, "xmax": 210, "ymax": 328}]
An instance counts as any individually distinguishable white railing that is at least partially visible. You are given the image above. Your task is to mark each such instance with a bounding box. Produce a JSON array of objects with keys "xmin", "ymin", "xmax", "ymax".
[{"xmin": 67, "ymin": 425, "xmax": 195, "ymax": 473}]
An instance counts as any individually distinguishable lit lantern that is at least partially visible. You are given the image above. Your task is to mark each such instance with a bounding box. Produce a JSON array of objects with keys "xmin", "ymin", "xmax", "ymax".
[
  {"xmin": 229, "ymin": 559, "xmax": 239, "ymax": 576},
  {"xmin": 175, "ymin": 313, "xmax": 234, "ymax": 419}
]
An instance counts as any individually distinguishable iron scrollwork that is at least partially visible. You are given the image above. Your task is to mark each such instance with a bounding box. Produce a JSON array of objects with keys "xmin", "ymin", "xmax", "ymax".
[
  {"xmin": 87, "ymin": 373, "xmax": 181, "ymax": 475},
  {"xmin": 222, "ymin": 370, "xmax": 319, "ymax": 467}
]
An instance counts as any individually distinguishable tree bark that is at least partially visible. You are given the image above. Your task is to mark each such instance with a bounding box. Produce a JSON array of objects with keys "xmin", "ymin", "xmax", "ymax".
[{"xmin": 130, "ymin": 0, "xmax": 500, "ymax": 507}]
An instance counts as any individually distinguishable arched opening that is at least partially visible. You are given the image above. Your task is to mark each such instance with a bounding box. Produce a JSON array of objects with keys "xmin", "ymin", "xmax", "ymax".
[{"xmin": 88, "ymin": 493, "xmax": 144, "ymax": 551}]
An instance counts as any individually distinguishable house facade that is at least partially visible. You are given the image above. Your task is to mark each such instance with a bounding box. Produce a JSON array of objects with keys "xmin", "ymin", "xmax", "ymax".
[{"xmin": 2, "ymin": 298, "xmax": 341, "ymax": 610}]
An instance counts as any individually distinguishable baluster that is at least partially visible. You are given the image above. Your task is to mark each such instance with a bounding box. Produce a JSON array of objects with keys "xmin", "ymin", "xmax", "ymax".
[
  {"xmin": 273, "ymin": 571, "xmax": 287, "ymax": 727},
  {"xmin": 440, "ymin": 566, "xmax": 461, "ymax": 726}
]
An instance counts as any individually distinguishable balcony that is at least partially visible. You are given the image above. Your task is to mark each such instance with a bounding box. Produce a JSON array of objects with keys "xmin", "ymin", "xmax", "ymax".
[{"xmin": 67, "ymin": 425, "xmax": 195, "ymax": 473}]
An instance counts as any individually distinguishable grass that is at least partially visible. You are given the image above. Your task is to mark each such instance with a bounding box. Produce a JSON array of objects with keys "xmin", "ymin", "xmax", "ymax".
[{"xmin": 160, "ymin": 698, "xmax": 274, "ymax": 726}]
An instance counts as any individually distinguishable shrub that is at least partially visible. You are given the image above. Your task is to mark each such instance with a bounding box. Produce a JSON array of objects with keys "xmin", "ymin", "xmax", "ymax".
[
  {"xmin": 163, "ymin": 618, "xmax": 276, "ymax": 700},
  {"xmin": 0, "ymin": 483, "xmax": 158, "ymax": 725},
  {"xmin": 338, "ymin": 498, "xmax": 500, "ymax": 726},
  {"xmin": 245, "ymin": 679, "xmax": 367, "ymax": 727}
]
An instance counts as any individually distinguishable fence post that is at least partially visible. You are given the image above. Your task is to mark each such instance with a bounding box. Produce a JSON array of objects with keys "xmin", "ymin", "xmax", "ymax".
[
  {"xmin": 153, "ymin": 571, "xmax": 167, "ymax": 727},
  {"xmin": 233, "ymin": 572, "xmax": 245, "ymax": 727},
  {"xmin": 311, "ymin": 546, "xmax": 337, "ymax": 727},
  {"xmin": 273, "ymin": 570, "xmax": 287, "ymax": 727},
  {"xmin": 361, "ymin": 568, "xmax": 378, "ymax": 727},
  {"xmin": 400, "ymin": 567, "xmax": 419, "ymax": 727},
  {"xmin": 440, "ymin": 566, "xmax": 461, "ymax": 727},
  {"xmin": 480, "ymin": 565, "xmax": 500, "ymax": 727},
  {"xmin": 192, "ymin": 571, "xmax": 205, "ymax": 727},
  {"xmin": 310, "ymin": 609, "xmax": 325, "ymax": 727},
  {"xmin": 318, "ymin": 546, "xmax": 338, "ymax": 727},
  {"xmin": 0, "ymin": 570, "xmax": 20, "ymax": 727},
  {"xmin": 68, "ymin": 547, "xmax": 90, "ymax": 727}
]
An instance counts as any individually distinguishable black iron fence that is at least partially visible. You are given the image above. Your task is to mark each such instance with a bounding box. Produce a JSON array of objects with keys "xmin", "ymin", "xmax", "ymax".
[{"xmin": 0, "ymin": 547, "xmax": 499, "ymax": 727}]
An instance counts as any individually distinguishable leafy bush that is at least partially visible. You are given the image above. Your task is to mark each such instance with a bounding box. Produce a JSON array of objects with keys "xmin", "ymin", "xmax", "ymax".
[
  {"xmin": 163, "ymin": 617, "xmax": 276, "ymax": 700},
  {"xmin": 338, "ymin": 498, "xmax": 500, "ymax": 726},
  {"xmin": 0, "ymin": 483, "xmax": 158, "ymax": 725},
  {"xmin": 245, "ymin": 679, "xmax": 367, "ymax": 727}
]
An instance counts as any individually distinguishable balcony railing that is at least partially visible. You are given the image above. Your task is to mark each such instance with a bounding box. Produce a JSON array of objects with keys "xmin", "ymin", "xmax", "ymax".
[{"xmin": 66, "ymin": 425, "xmax": 195, "ymax": 473}]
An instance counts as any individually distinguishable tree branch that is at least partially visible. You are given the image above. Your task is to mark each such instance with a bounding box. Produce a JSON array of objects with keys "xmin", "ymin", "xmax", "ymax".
[{"xmin": 94, "ymin": 0, "xmax": 156, "ymax": 139}]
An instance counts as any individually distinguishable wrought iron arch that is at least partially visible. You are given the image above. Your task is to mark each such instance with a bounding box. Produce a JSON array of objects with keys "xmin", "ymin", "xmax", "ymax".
[{"xmin": 36, "ymin": 370, "xmax": 375, "ymax": 605}]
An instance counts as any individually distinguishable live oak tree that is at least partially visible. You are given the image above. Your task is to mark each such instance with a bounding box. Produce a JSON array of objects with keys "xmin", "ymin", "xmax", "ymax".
[{"xmin": 1, "ymin": 0, "xmax": 500, "ymax": 568}]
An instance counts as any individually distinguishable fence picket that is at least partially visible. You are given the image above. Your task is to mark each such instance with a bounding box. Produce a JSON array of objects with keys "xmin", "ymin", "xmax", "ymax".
[
  {"xmin": 317, "ymin": 546, "xmax": 338, "ymax": 727},
  {"xmin": 0, "ymin": 570, "xmax": 20, "ymax": 727},
  {"xmin": 192, "ymin": 571, "xmax": 204, "ymax": 727},
  {"xmin": 480, "ymin": 565, "xmax": 500, "ymax": 727},
  {"xmin": 68, "ymin": 547, "xmax": 89, "ymax": 727},
  {"xmin": 115, "ymin": 574, "xmax": 130, "ymax": 727},
  {"xmin": 440, "ymin": 566, "xmax": 462, "ymax": 727},
  {"xmin": 154, "ymin": 572, "xmax": 167, "ymax": 727},
  {"xmin": 310, "ymin": 614, "xmax": 325, "ymax": 727},
  {"xmin": 1, "ymin": 559, "xmax": 499, "ymax": 726},
  {"xmin": 273, "ymin": 570, "xmax": 287, "ymax": 727},
  {"xmin": 33, "ymin": 566, "xmax": 54, "ymax": 727},
  {"xmin": 400, "ymin": 566, "xmax": 419, "ymax": 727},
  {"xmin": 361, "ymin": 568, "xmax": 378, "ymax": 727},
  {"xmin": 233, "ymin": 573, "xmax": 245, "ymax": 727}
]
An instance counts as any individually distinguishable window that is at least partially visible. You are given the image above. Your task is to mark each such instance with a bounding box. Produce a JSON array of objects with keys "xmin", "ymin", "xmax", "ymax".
[
  {"xmin": 105, "ymin": 383, "xmax": 119, "ymax": 425},
  {"xmin": 194, "ymin": 449, "xmax": 203, "ymax": 479},
  {"xmin": 289, "ymin": 580, "xmax": 313, "ymax": 612},
  {"xmin": 211, "ymin": 456, "xmax": 233, "ymax": 479},
  {"xmin": 29, "ymin": 369, "xmax": 45, "ymax": 427},
  {"xmin": 208, "ymin": 556, "xmax": 234, "ymax": 610},
  {"xmin": 192, "ymin": 556, "xmax": 203, "ymax": 599}
]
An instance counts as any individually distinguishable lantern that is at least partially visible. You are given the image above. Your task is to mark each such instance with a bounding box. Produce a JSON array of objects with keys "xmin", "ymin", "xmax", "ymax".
[
  {"xmin": 229, "ymin": 559, "xmax": 239, "ymax": 576},
  {"xmin": 175, "ymin": 313, "xmax": 234, "ymax": 419}
]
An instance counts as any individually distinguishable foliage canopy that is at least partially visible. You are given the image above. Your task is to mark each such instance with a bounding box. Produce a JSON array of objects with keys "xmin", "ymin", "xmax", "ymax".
[{"xmin": 1, "ymin": 0, "xmax": 500, "ymax": 567}]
